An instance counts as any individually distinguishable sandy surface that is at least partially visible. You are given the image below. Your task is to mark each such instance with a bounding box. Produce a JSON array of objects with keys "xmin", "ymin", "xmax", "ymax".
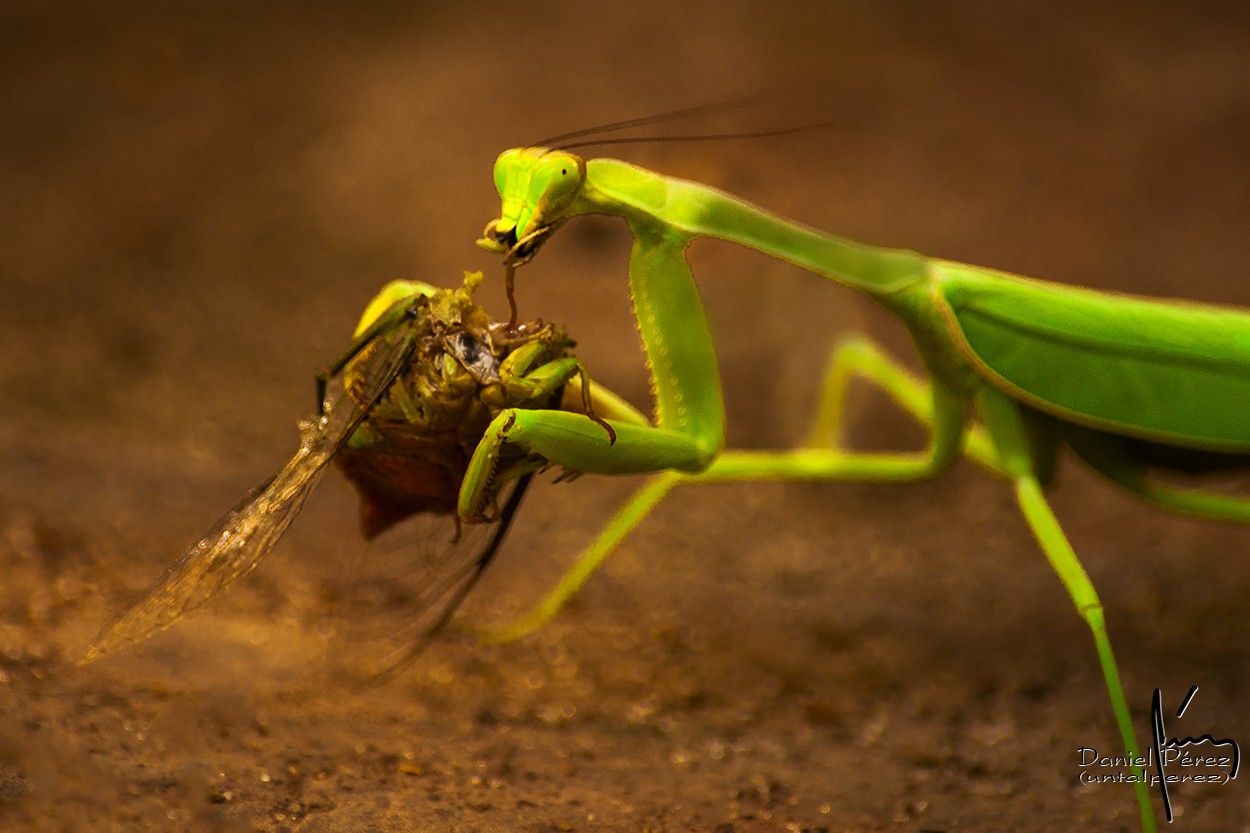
[{"xmin": 3, "ymin": 2, "xmax": 1250, "ymax": 830}]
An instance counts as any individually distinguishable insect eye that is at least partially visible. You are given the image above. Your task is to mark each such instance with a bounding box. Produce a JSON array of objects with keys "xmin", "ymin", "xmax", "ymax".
[
  {"xmin": 493, "ymin": 148, "xmax": 524, "ymax": 197},
  {"xmin": 537, "ymin": 152, "xmax": 585, "ymax": 216},
  {"xmin": 445, "ymin": 331, "xmax": 499, "ymax": 382},
  {"xmin": 448, "ymin": 332, "xmax": 482, "ymax": 361}
]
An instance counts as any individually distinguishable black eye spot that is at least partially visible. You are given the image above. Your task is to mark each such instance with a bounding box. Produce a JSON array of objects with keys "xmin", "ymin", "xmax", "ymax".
[{"xmin": 561, "ymin": 168, "xmax": 567, "ymax": 175}]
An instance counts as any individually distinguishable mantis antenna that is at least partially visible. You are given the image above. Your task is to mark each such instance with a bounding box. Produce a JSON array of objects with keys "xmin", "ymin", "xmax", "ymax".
[
  {"xmin": 534, "ymin": 96, "xmax": 765, "ymax": 146},
  {"xmin": 554, "ymin": 123, "xmax": 838, "ymax": 151}
]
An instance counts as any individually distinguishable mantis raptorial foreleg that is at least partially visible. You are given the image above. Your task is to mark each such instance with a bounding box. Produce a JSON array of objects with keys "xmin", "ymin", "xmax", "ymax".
[{"xmin": 457, "ymin": 229, "xmax": 724, "ymax": 518}]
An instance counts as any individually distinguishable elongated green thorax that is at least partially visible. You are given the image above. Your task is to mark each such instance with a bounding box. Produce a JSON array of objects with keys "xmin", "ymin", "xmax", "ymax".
[
  {"xmin": 483, "ymin": 148, "xmax": 928, "ymax": 297},
  {"xmin": 576, "ymin": 157, "xmax": 928, "ymax": 295}
]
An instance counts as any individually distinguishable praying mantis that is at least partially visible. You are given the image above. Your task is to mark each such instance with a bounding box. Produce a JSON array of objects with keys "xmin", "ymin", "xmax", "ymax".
[{"xmin": 451, "ymin": 138, "xmax": 1250, "ymax": 833}]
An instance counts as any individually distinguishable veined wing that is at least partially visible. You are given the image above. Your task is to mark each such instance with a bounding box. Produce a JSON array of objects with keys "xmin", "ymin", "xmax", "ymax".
[
  {"xmin": 80, "ymin": 320, "xmax": 418, "ymax": 663},
  {"xmin": 340, "ymin": 472, "xmax": 534, "ymax": 679},
  {"xmin": 936, "ymin": 261, "xmax": 1250, "ymax": 451}
]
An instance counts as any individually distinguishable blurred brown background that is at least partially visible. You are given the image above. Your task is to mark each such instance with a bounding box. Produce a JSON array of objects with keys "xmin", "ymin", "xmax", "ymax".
[{"xmin": 3, "ymin": 1, "xmax": 1249, "ymax": 830}]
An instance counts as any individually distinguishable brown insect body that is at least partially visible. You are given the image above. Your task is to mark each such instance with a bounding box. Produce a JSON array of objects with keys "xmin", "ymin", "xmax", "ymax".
[{"xmin": 335, "ymin": 282, "xmax": 573, "ymax": 538}]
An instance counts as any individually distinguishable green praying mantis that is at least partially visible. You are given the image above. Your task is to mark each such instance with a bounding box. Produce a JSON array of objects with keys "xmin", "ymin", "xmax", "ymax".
[
  {"xmin": 79, "ymin": 110, "xmax": 1243, "ymax": 828},
  {"xmin": 447, "ymin": 136, "xmax": 1250, "ymax": 833}
]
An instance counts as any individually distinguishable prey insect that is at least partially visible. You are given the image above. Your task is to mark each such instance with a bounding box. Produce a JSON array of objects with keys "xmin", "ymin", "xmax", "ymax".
[
  {"xmin": 82, "ymin": 272, "xmax": 620, "ymax": 668},
  {"xmin": 456, "ymin": 133, "xmax": 1250, "ymax": 832}
]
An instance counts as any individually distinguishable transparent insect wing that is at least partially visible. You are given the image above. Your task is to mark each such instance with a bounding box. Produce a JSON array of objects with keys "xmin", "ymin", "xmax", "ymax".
[
  {"xmin": 81, "ymin": 319, "xmax": 419, "ymax": 663},
  {"xmin": 337, "ymin": 473, "xmax": 533, "ymax": 678}
]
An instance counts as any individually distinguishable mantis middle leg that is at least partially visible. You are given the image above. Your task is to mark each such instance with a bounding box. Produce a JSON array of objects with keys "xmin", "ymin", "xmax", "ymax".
[
  {"xmin": 807, "ymin": 336, "xmax": 1001, "ymax": 474},
  {"xmin": 472, "ymin": 366, "xmax": 970, "ymax": 643}
]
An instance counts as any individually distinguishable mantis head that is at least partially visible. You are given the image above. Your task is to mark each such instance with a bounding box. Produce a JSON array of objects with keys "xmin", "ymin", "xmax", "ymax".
[{"xmin": 479, "ymin": 147, "xmax": 586, "ymax": 265}]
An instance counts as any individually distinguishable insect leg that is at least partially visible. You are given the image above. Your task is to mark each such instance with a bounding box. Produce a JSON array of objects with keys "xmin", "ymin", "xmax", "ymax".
[
  {"xmin": 807, "ymin": 335, "xmax": 1001, "ymax": 474},
  {"xmin": 471, "ymin": 378, "xmax": 968, "ymax": 643},
  {"xmin": 468, "ymin": 471, "xmax": 684, "ymax": 644},
  {"xmin": 977, "ymin": 387, "xmax": 1157, "ymax": 833},
  {"xmin": 1066, "ymin": 427, "xmax": 1250, "ymax": 523}
]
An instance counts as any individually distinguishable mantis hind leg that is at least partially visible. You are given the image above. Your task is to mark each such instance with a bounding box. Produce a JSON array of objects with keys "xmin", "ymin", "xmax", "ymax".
[
  {"xmin": 1065, "ymin": 425, "xmax": 1250, "ymax": 524},
  {"xmin": 978, "ymin": 389, "xmax": 1157, "ymax": 833}
]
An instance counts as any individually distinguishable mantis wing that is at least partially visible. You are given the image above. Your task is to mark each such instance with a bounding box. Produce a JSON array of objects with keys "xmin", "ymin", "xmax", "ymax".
[{"xmin": 935, "ymin": 261, "xmax": 1250, "ymax": 452}]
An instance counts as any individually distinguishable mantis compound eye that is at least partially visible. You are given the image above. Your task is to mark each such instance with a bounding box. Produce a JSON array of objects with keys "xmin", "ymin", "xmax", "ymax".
[
  {"xmin": 533, "ymin": 150, "xmax": 586, "ymax": 224},
  {"xmin": 492, "ymin": 148, "xmax": 525, "ymax": 198}
]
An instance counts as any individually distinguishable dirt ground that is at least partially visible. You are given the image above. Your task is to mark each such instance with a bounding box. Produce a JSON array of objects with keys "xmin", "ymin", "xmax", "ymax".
[{"xmin": 4, "ymin": 1, "xmax": 1250, "ymax": 831}]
